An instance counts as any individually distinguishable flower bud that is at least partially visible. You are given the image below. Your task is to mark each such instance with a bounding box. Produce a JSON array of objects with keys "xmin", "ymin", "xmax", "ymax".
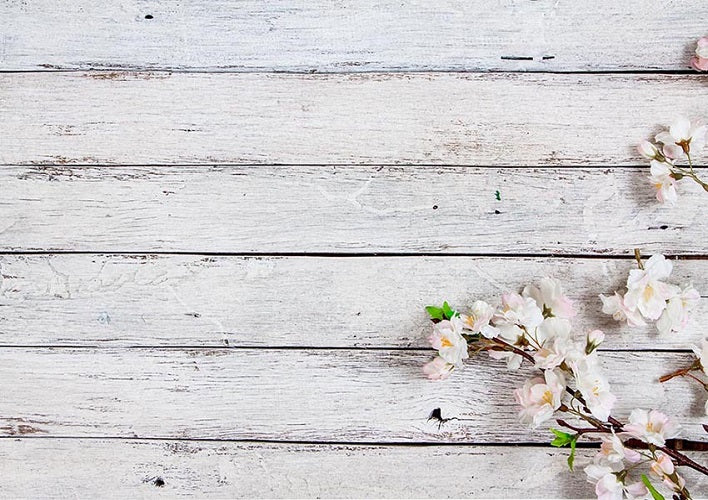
[
  {"xmin": 585, "ymin": 329, "xmax": 605, "ymax": 354},
  {"xmin": 637, "ymin": 140, "xmax": 659, "ymax": 160}
]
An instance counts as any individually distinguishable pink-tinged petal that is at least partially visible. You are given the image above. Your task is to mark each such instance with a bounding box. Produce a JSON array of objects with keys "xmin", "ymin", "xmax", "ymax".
[
  {"xmin": 692, "ymin": 56, "xmax": 708, "ymax": 71},
  {"xmin": 663, "ymin": 143, "xmax": 685, "ymax": 160}
]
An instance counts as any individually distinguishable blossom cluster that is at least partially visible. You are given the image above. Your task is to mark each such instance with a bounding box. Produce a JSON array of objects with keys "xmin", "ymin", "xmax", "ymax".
[
  {"xmin": 423, "ymin": 277, "xmax": 697, "ymax": 499},
  {"xmin": 638, "ymin": 117, "xmax": 707, "ymax": 206},
  {"xmin": 600, "ymin": 253, "xmax": 699, "ymax": 335}
]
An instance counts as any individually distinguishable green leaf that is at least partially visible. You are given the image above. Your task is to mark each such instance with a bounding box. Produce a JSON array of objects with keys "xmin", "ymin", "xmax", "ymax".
[
  {"xmin": 641, "ymin": 475, "xmax": 665, "ymax": 500},
  {"xmin": 567, "ymin": 435, "xmax": 578, "ymax": 471},
  {"xmin": 549, "ymin": 428, "xmax": 574, "ymax": 447},
  {"xmin": 442, "ymin": 301, "xmax": 458, "ymax": 319},
  {"xmin": 425, "ymin": 306, "xmax": 444, "ymax": 320}
]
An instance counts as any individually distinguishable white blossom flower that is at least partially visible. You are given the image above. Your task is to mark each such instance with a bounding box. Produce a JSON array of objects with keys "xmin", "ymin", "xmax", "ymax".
[
  {"xmin": 650, "ymin": 451, "xmax": 686, "ymax": 494},
  {"xmin": 656, "ymin": 285, "xmax": 700, "ymax": 335},
  {"xmin": 637, "ymin": 140, "xmax": 660, "ymax": 160},
  {"xmin": 648, "ymin": 160, "xmax": 678, "ymax": 206},
  {"xmin": 493, "ymin": 292, "xmax": 544, "ymax": 331},
  {"xmin": 460, "ymin": 300, "xmax": 497, "ymax": 338},
  {"xmin": 692, "ymin": 338, "xmax": 708, "ymax": 376},
  {"xmin": 585, "ymin": 462, "xmax": 647, "ymax": 500},
  {"xmin": 533, "ymin": 336, "xmax": 576, "ymax": 369},
  {"xmin": 623, "ymin": 409, "xmax": 681, "ymax": 446},
  {"xmin": 522, "ymin": 277, "xmax": 576, "ymax": 319},
  {"xmin": 487, "ymin": 349, "xmax": 523, "ymax": 370},
  {"xmin": 599, "ymin": 292, "xmax": 646, "ymax": 327},
  {"xmin": 427, "ymin": 316, "xmax": 468, "ymax": 368},
  {"xmin": 422, "ymin": 356, "xmax": 454, "ymax": 380},
  {"xmin": 597, "ymin": 432, "xmax": 641, "ymax": 464},
  {"xmin": 624, "ymin": 254, "xmax": 680, "ymax": 321},
  {"xmin": 655, "ymin": 117, "xmax": 707, "ymax": 160},
  {"xmin": 514, "ymin": 369, "xmax": 566, "ymax": 428},
  {"xmin": 572, "ymin": 354, "xmax": 616, "ymax": 421},
  {"xmin": 533, "ymin": 319, "xmax": 577, "ymax": 369}
]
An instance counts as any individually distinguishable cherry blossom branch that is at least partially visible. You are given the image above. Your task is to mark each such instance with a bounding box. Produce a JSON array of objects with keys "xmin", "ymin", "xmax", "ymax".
[{"xmin": 485, "ymin": 336, "xmax": 708, "ymax": 476}]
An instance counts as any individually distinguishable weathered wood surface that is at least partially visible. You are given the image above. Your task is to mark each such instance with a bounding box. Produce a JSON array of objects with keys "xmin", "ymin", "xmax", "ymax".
[
  {"xmin": 2, "ymin": 73, "xmax": 707, "ymax": 166},
  {"xmin": 0, "ymin": 349, "xmax": 703, "ymax": 442},
  {"xmin": 2, "ymin": 166, "xmax": 707, "ymax": 254},
  {"xmin": 0, "ymin": 439, "xmax": 705, "ymax": 499},
  {"xmin": 1, "ymin": 0, "xmax": 706, "ymax": 72},
  {"xmin": 0, "ymin": 255, "xmax": 705, "ymax": 349}
]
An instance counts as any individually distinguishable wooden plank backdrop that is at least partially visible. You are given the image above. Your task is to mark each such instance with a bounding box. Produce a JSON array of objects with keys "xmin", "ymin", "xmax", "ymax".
[{"xmin": 1, "ymin": 0, "xmax": 707, "ymax": 497}]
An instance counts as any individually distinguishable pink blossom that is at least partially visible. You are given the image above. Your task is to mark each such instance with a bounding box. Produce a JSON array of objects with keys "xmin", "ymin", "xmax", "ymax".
[
  {"xmin": 514, "ymin": 369, "xmax": 566, "ymax": 428},
  {"xmin": 522, "ymin": 277, "xmax": 576, "ymax": 319},
  {"xmin": 623, "ymin": 409, "xmax": 682, "ymax": 446},
  {"xmin": 428, "ymin": 316, "xmax": 468, "ymax": 367},
  {"xmin": 599, "ymin": 292, "xmax": 645, "ymax": 327},
  {"xmin": 423, "ymin": 356, "xmax": 454, "ymax": 380},
  {"xmin": 650, "ymin": 451, "xmax": 686, "ymax": 493}
]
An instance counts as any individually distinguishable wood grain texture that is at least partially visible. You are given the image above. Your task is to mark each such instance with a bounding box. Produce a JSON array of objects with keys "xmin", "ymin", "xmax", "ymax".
[
  {"xmin": 0, "ymin": 439, "xmax": 705, "ymax": 498},
  {"xmin": 0, "ymin": 254, "xmax": 705, "ymax": 349},
  {"xmin": 0, "ymin": 349, "xmax": 704, "ymax": 442},
  {"xmin": 1, "ymin": 0, "xmax": 706, "ymax": 72},
  {"xmin": 2, "ymin": 73, "xmax": 707, "ymax": 166},
  {"xmin": 2, "ymin": 166, "xmax": 707, "ymax": 254}
]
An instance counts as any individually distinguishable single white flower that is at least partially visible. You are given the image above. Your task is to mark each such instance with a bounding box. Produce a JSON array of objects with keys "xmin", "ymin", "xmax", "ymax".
[
  {"xmin": 460, "ymin": 300, "xmax": 497, "ymax": 338},
  {"xmin": 599, "ymin": 292, "xmax": 645, "ymax": 327},
  {"xmin": 422, "ymin": 356, "xmax": 454, "ymax": 380},
  {"xmin": 585, "ymin": 462, "xmax": 647, "ymax": 500},
  {"xmin": 597, "ymin": 432, "xmax": 641, "ymax": 464},
  {"xmin": 572, "ymin": 354, "xmax": 616, "ymax": 421},
  {"xmin": 522, "ymin": 277, "xmax": 576, "ymax": 319},
  {"xmin": 536, "ymin": 317, "xmax": 572, "ymax": 344},
  {"xmin": 428, "ymin": 316, "xmax": 469, "ymax": 368},
  {"xmin": 532, "ymin": 318, "xmax": 578, "ymax": 369},
  {"xmin": 624, "ymin": 254, "xmax": 680, "ymax": 321},
  {"xmin": 586, "ymin": 330, "xmax": 605, "ymax": 353},
  {"xmin": 493, "ymin": 292, "xmax": 544, "ymax": 331},
  {"xmin": 623, "ymin": 409, "xmax": 681, "ymax": 446},
  {"xmin": 514, "ymin": 369, "xmax": 566, "ymax": 428},
  {"xmin": 656, "ymin": 285, "xmax": 700, "ymax": 335},
  {"xmin": 650, "ymin": 451, "xmax": 686, "ymax": 494},
  {"xmin": 655, "ymin": 118, "xmax": 707, "ymax": 159},
  {"xmin": 648, "ymin": 160, "xmax": 678, "ymax": 206},
  {"xmin": 692, "ymin": 338, "xmax": 708, "ymax": 376},
  {"xmin": 637, "ymin": 140, "xmax": 660, "ymax": 160},
  {"xmin": 487, "ymin": 349, "xmax": 523, "ymax": 370},
  {"xmin": 533, "ymin": 336, "xmax": 576, "ymax": 370}
]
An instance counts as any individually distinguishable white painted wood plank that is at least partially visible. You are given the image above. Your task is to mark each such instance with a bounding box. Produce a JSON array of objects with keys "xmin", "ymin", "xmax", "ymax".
[
  {"xmin": 0, "ymin": 255, "xmax": 705, "ymax": 349},
  {"xmin": 0, "ymin": 439, "xmax": 705, "ymax": 498},
  {"xmin": 0, "ymin": 349, "xmax": 703, "ymax": 442},
  {"xmin": 2, "ymin": 166, "xmax": 706, "ymax": 254},
  {"xmin": 1, "ymin": 1, "xmax": 706, "ymax": 72},
  {"xmin": 2, "ymin": 73, "xmax": 707, "ymax": 166}
]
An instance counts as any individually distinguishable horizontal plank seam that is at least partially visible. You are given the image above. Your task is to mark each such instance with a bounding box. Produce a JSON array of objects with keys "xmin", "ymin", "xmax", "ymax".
[
  {"xmin": 4, "ymin": 164, "xmax": 708, "ymax": 169},
  {"xmin": 0, "ymin": 435, "xmax": 602, "ymax": 448},
  {"xmin": 0, "ymin": 346, "xmax": 692, "ymax": 353},
  {"xmin": 1, "ymin": 251, "xmax": 707, "ymax": 260},
  {"xmin": 0, "ymin": 69, "xmax": 706, "ymax": 76}
]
